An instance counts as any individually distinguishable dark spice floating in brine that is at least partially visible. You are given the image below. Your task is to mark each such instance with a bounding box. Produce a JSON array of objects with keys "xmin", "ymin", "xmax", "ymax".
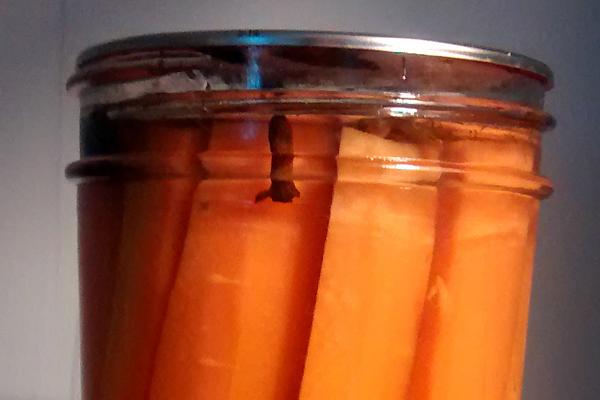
[{"xmin": 256, "ymin": 115, "xmax": 300, "ymax": 203}]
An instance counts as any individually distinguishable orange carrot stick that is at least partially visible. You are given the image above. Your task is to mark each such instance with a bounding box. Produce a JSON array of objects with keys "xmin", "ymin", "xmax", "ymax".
[
  {"xmin": 504, "ymin": 209, "xmax": 539, "ymax": 400},
  {"xmin": 78, "ymin": 181, "xmax": 123, "ymax": 400},
  {"xmin": 149, "ymin": 117, "xmax": 340, "ymax": 400},
  {"xmin": 408, "ymin": 123, "xmax": 540, "ymax": 400},
  {"xmin": 96, "ymin": 121, "xmax": 205, "ymax": 400},
  {"xmin": 300, "ymin": 126, "xmax": 440, "ymax": 400}
]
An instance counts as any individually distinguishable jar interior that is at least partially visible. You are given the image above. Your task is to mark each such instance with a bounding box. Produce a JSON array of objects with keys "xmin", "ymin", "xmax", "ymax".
[{"xmin": 73, "ymin": 90, "xmax": 547, "ymax": 400}]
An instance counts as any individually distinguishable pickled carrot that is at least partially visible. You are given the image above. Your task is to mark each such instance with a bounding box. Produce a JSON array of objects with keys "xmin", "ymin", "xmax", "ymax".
[
  {"xmin": 300, "ymin": 127, "xmax": 440, "ymax": 400},
  {"xmin": 95, "ymin": 122, "xmax": 203, "ymax": 400},
  {"xmin": 408, "ymin": 129, "xmax": 539, "ymax": 400},
  {"xmin": 78, "ymin": 181, "xmax": 123, "ymax": 400},
  {"xmin": 505, "ymin": 208, "xmax": 539, "ymax": 400},
  {"xmin": 149, "ymin": 118, "xmax": 339, "ymax": 400}
]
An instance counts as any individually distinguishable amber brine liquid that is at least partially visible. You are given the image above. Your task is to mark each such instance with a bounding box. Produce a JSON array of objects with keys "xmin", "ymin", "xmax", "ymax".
[{"xmin": 74, "ymin": 112, "xmax": 542, "ymax": 400}]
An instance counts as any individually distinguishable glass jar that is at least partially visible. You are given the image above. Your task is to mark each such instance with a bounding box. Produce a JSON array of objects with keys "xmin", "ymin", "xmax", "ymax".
[{"xmin": 66, "ymin": 31, "xmax": 554, "ymax": 400}]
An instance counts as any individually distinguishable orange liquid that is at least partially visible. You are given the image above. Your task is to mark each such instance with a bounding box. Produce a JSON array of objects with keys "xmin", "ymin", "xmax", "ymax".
[{"xmin": 76, "ymin": 115, "xmax": 541, "ymax": 400}]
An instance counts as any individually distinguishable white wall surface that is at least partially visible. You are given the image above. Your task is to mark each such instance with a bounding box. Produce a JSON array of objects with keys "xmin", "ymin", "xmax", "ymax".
[
  {"xmin": 1, "ymin": 0, "xmax": 599, "ymax": 399},
  {"xmin": 0, "ymin": 1, "xmax": 79, "ymax": 399}
]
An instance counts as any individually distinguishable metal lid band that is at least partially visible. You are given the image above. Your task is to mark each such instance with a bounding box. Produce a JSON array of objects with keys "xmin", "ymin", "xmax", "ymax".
[{"xmin": 77, "ymin": 30, "xmax": 553, "ymax": 88}]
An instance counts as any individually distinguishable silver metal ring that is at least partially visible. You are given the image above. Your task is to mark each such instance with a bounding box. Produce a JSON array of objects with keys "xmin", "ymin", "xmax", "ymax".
[{"xmin": 77, "ymin": 30, "xmax": 553, "ymax": 88}]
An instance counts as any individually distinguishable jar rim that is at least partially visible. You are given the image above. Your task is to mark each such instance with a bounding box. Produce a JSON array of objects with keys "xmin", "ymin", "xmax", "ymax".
[{"xmin": 75, "ymin": 30, "xmax": 553, "ymax": 88}]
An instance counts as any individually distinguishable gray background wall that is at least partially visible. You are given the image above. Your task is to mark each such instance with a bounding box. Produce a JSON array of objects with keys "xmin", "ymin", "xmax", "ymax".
[{"xmin": 1, "ymin": 0, "xmax": 598, "ymax": 399}]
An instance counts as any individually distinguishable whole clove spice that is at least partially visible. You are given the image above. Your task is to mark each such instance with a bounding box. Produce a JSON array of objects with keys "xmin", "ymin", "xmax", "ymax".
[{"xmin": 256, "ymin": 114, "xmax": 300, "ymax": 203}]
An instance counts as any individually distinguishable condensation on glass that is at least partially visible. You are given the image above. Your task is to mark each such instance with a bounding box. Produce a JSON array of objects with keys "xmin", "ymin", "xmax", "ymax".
[{"xmin": 66, "ymin": 31, "xmax": 554, "ymax": 400}]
